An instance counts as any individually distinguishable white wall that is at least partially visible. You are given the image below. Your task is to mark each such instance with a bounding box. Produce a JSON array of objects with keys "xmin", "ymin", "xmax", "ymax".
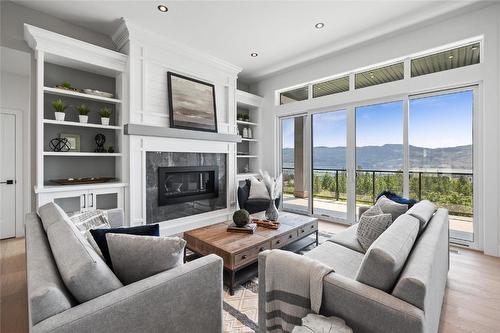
[
  {"xmin": 251, "ymin": 4, "xmax": 500, "ymax": 256},
  {"xmin": 1, "ymin": 46, "xmax": 31, "ymax": 235},
  {"xmin": 0, "ymin": 1, "xmax": 114, "ymax": 53}
]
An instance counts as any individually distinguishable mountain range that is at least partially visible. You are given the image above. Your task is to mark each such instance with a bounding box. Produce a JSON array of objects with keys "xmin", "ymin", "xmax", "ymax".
[{"xmin": 282, "ymin": 144, "xmax": 472, "ymax": 171}]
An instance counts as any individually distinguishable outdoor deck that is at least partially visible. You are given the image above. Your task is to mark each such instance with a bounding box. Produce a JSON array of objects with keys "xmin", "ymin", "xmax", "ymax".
[{"xmin": 283, "ymin": 195, "xmax": 473, "ymax": 241}]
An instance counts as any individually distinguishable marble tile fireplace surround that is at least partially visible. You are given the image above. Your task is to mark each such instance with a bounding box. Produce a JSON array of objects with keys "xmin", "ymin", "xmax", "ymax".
[{"xmin": 146, "ymin": 152, "xmax": 227, "ymax": 223}]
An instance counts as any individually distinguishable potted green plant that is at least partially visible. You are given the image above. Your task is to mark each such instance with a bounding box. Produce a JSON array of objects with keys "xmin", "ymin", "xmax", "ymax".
[
  {"xmin": 99, "ymin": 106, "xmax": 112, "ymax": 125},
  {"xmin": 237, "ymin": 113, "xmax": 244, "ymax": 121},
  {"xmin": 76, "ymin": 104, "xmax": 90, "ymax": 123},
  {"xmin": 52, "ymin": 99, "xmax": 67, "ymax": 121}
]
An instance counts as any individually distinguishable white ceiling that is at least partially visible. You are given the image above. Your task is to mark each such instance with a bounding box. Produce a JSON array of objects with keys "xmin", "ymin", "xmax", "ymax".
[{"xmin": 13, "ymin": 0, "xmax": 481, "ymax": 82}]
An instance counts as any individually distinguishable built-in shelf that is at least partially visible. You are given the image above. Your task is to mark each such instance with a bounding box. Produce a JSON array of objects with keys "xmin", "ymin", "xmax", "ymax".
[
  {"xmin": 44, "ymin": 152, "xmax": 122, "ymax": 157},
  {"xmin": 43, "ymin": 119, "xmax": 122, "ymax": 130},
  {"xmin": 237, "ymin": 155, "xmax": 258, "ymax": 158},
  {"xmin": 236, "ymin": 173, "xmax": 259, "ymax": 180},
  {"xmin": 241, "ymin": 138, "xmax": 258, "ymax": 142},
  {"xmin": 237, "ymin": 120, "xmax": 259, "ymax": 126},
  {"xmin": 236, "ymin": 89, "xmax": 263, "ymax": 109},
  {"xmin": 35, "ymin": 182, "xmax": 128, "ymax": 194},
  {"xmin": 44, "ymin": 87, "xmax": 122, "ymax": 104}
]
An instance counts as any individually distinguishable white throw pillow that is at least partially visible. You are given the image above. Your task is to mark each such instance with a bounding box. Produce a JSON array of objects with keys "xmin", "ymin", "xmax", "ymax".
[
  {"xmin": 70, "ymin": 210, "xmax": 111, "ymax": 258},
  {"xmin": 106, "ymin": 234, "xmax": 186, "ymax": 284},
  {"xmin": 248, "ymin": 177, "xmax": 270, "ymax": 200}
]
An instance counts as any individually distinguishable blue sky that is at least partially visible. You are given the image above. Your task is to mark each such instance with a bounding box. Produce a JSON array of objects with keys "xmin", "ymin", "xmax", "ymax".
[{"xmin": 282, "ymin": 90, "xmax": 473, "ymax": 149}]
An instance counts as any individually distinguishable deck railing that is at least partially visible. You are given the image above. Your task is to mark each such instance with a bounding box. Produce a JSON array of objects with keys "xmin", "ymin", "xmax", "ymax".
[{"xmin": 282, "ymin": 167, "xmax": 473, "ymax": 217}]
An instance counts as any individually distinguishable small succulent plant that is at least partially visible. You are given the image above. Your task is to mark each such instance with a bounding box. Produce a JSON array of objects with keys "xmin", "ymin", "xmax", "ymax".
[
  {"xmin": 61, "ymin": 81, "xmax": 72, "ymax": 89},
  {"xmin": 76, "ymin": 104, "xmax": 90, "ymax": 115},
  {"xmin": 51, "ymin": 99, "xmax": 67, "ymax": 113},
  {"xmin": 99, "ymin": 106, "xmax": 112, "ymax": 118}
]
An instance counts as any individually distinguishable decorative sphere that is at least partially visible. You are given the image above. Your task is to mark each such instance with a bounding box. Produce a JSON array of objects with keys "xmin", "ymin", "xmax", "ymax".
[{"xmin": 233, "ymin": 209, "xmax": 250, "ymax": 227}]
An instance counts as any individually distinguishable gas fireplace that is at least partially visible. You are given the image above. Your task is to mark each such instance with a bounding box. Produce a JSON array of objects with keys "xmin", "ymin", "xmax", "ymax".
[{"xmin": 158, "ymin": 166, "xmax": 219, "ymax": 206}]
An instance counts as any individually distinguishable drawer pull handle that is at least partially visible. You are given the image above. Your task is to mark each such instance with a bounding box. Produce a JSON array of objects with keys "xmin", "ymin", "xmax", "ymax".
[
  {"xmin": 242, "ymin": 255, "xmax": 247, "ymax": 259},
  {"xmin": 311, "ymin": 225, "xmax": 314, "ymax": 229},
  {"xmin": 276, "ymin": 240, "xmax": 281, "ymax": 244},
  {"xmin": 288, "ymin": 234, "xmax": 293, "ymax": 239}
]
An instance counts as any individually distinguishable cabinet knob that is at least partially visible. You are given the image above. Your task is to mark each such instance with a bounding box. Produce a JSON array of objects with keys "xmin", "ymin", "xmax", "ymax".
[
  {"xmin": 259, "ymin": 247, "xmax": 264, "ymax": 252},
  {"xmin": 276, "ymin": 240, "xmax": 281, "ymax": 244},
  {"xmin": 311, "ymin": 225, "xmax": 314, "ymax": 229},
  {"xmin": 288, "ymin": 234, "xmax": 293, "ymax": 239},
  {"xmin": 242, "ymin": 255, "xmax": 247, "ymax": 259}
]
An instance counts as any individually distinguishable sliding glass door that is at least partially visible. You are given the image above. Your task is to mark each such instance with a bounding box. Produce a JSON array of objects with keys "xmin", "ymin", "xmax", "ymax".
[
  {"xmin": 280, "ymin": 115, "xmax": 308, "ymax": 214},
  {"xmin": 278, "ymin": 87, "xmax": 476, "ymax": 245},
  {"xmin": 409, "ymin": 89, "xmax": 474, "ymax": 243},
  {"xmin": 355, "ymin": 101, "xmax": 404, "ymax": 218},
  {"xmin": 312, "ymin": 110, "xmax": 347, "ymax": 221}
]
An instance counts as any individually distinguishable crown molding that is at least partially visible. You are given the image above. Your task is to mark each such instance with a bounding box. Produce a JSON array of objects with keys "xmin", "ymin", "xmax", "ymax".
[
  {"xmin": 112, "ymin": 18, "xmax": 242, "ymax": 76},
  {"xmin": 24, "ymin": 24, "xmax": 128, "ymax": 73}
]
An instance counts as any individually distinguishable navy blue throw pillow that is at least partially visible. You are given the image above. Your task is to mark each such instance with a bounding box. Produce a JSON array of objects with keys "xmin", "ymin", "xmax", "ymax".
[
  {"xmin": 90, "ymin": 224, "xmax": 160, "ymax": 267},
  {"xmin": 376, "ymin": 191, "xmax": 418, "ymax": 208}
]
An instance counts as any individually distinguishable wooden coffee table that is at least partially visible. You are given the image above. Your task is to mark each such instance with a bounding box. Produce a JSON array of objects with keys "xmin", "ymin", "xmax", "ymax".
[{"xmin": 184, "ymin": 212, "xmax": 318, "ymax": 295}]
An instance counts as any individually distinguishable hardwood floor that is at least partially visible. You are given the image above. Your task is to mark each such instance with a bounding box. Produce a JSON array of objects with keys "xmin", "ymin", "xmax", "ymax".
[
  {"xmin": 0, "ymin": 237, "xmax": 28, "ymax": 333},
  {"xmin": 2, "ymin": 222, "xmax": 500, "ymax": 332}
]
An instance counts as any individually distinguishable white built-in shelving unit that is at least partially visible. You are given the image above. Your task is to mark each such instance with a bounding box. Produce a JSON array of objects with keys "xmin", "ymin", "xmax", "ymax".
[
  {"xmin": 24, "ymin": 24, "xmax": 129, "ymax": 214},
  {"xmin": 235, "ymin": 89, "xmax": 263, "ymax": 182}
]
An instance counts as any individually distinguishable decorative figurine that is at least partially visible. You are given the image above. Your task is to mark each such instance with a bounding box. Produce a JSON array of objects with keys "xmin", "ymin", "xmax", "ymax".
[{"xmin": 95, "ymin": 133, "xmax": 106, "ymax": 153}]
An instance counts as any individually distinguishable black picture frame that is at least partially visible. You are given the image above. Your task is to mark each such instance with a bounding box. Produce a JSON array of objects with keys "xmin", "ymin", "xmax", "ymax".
[{"xmin": 167, "ymin": 72, "xmax": 218, "ymax": 133}]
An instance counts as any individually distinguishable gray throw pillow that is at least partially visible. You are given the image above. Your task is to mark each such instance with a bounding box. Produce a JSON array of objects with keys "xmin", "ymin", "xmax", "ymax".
[
  {"xmin": 356, "ymin": 205, "xmax": 392, "ymax": 251},
  {"xmin": 44, "ymin": 206, "xmax": 123, "ymax": 303},
  {"xmin": 375, "ymin": 195, "xmax": 408, "ymax": 222},
  {"xmin": 106, "ymin": 234, "xmax": 186, "ymax": 284}
]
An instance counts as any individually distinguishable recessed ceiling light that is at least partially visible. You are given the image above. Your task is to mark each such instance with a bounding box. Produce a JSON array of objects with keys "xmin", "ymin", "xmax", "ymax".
[
  {"xmin": 315, "ymin": 22, "xmax": 325, "ymax": 29},
  {"xmin": 158, "ymin": 5, "xmax": 168, "ymax": 12},
  {"xmin": 471, "ymin": 46, "xmax": 478, "ymax": 50},
  {"xmin": 448, "ymin": 55, "xmax": 454, "ymax": 59},
  {"xmin": 250, "ymin": 52, "xmax": 258, "ymax": 57}
]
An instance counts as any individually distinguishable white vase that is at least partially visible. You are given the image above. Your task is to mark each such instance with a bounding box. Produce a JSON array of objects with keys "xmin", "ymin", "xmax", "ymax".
[
  {"xmin": 54, "ymin": 112, "xmax": 65, "ymax": 121},
  {"xmin": 101, "ymin": 117, "xmax": 110, "ymax": 125},
  {"xmin": 248, "ymin": 128, "xmax": 253, "ymax": 139},
  {"xmin": 79, "ymin": 115, "xmax": 88, "ymax": 123},
  {"xmin": 242, "ymin": 127, "xmax": 248, "ymax": 138}
]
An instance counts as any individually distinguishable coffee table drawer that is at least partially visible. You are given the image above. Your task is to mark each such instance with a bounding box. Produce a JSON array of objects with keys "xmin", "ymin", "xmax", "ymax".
[
  {"xmin": 297, "ymin": 221, "xmax": 318, "ymax": 237},
  {"xmin": 272, "ymin": 230, "xmax": 297, "ymax": 248},
  {"xmin": 234, "ymin": 241, "xmax": 271, "ymax": 267}
]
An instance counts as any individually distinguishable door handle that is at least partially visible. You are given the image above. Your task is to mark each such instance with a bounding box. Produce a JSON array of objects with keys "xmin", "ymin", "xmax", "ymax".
[{"xmin": 0, "ymin": 180, "xmax": 14, "ymax": 184}]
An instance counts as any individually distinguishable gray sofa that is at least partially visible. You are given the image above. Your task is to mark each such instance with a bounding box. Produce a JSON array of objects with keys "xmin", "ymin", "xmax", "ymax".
[
  {"xmin": 259, "ymin": 201, "xmax": 449, "ymax": 333},
  {"xmin": 26, "ymin": 206, "xmax": 223, "ymax": 333}
]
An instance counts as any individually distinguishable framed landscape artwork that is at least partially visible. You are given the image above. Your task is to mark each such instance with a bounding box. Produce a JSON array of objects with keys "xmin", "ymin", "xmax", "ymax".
[{"xmin": 167, "ymin": 72, "xmax": 218, "ymax": 132}]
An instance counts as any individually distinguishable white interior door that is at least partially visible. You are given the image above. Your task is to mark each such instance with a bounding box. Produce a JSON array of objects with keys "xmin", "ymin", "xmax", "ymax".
[{"xmin": 0, "ymin": 112, "xmax": 17, "ymax": 239}]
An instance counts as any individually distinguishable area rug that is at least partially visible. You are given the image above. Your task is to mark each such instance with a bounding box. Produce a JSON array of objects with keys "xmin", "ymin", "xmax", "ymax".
[{"xmin": 222, "ymin": 231, "xmax": 334, "ymax": 333}]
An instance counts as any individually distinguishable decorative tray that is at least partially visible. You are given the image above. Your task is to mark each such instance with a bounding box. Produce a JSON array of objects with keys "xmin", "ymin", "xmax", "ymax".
[{"xmin": 50, "ymin": 177, "xmax": 116, "ymax": 185}]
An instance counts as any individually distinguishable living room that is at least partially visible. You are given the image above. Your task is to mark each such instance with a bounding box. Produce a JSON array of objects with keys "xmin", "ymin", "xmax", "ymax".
[{"xmin": 1, "ymin": 1, "xmax": 499, "ymax": 332}]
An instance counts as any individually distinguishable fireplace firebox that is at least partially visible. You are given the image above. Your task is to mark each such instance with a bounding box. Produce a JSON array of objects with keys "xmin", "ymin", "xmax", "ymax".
[{"xmin": 158, "ymin": 166, "xmax": 219, "ymax": 206}]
